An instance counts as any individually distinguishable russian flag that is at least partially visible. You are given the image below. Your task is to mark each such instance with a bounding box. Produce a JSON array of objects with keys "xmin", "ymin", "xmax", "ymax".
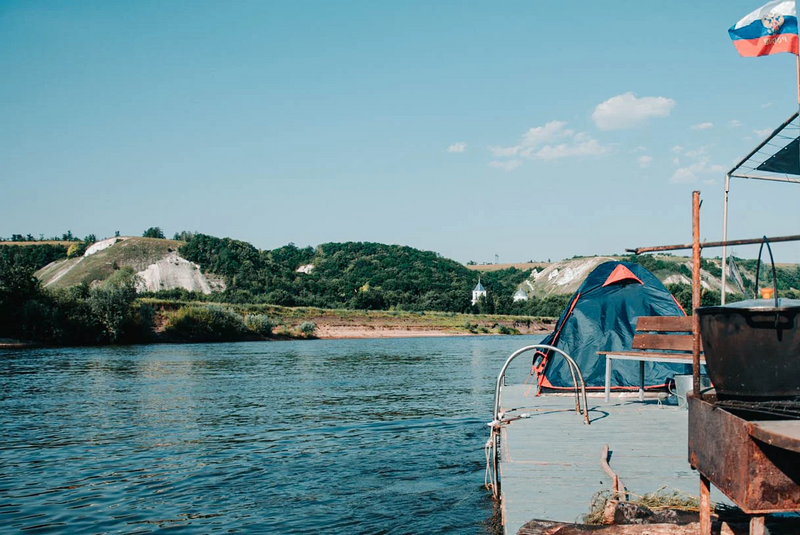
[{"xmin": 729, "ymin": 0, "xmax": 799, "ymax": 57}]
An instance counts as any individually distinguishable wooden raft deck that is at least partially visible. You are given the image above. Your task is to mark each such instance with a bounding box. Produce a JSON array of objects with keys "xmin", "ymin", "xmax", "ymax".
[{"xmin": 497, "ymin": 386, "xmax": 729, "ymax": 535}]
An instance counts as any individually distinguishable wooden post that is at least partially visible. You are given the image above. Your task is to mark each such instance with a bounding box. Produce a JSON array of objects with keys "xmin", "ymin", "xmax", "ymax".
[
  {"xmin": 692, "ymin": 191, "xmax": 702, "ymax": 397},
  {"xmin": 750, "ymin": 516, "xmax": 766, "ymax": 535},
  {"xmin": 700, "ymin": 474, "xmax": 712, "ymax": 535}
]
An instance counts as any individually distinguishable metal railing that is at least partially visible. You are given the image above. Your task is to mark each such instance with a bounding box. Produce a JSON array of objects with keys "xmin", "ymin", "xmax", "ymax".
[
  {"xmin": 492, "ymin": 344, "xmax": 589, "ymax": 425},
  {"xmin": 486, "ymin": 344, "xmax": 589, "ymax": 500}
]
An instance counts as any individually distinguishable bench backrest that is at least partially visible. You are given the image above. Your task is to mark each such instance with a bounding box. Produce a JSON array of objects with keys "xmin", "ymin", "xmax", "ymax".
[{"xmin": 631, "ymin": 316, "xmax": 702, "ymax": 352}]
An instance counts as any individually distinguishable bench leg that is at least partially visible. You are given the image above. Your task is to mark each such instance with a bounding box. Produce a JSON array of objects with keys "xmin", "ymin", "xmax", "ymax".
[
  {"xmin": 750, "ymin": 516, "xmax": 766, "ymax": 535},
  {"xmin": 605, "ymin": 357, "xmax": 611, "ymax": 403},
  {"xmin": 639, "ymin": 360, "xmax": 645, "ymax": 402}
]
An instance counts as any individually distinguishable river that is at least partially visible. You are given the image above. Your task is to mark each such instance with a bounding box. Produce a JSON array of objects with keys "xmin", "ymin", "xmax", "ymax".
[{"xmin": 0, "ymin": 335, "xmax": 543, "ymax": 534}]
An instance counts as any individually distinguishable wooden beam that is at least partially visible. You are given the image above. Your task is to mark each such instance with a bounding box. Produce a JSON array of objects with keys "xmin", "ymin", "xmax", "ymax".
[
  {"xmin": 626, "ymin": 233, "xmax": 800, "ymax": 255},
  {"xmin": 692, "ymin": 191, "xmax": 702, "ymax": 398}
]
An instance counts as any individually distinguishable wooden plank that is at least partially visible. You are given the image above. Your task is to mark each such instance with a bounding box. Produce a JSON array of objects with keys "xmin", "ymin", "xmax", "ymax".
[
  {"xmin": 635, "ymin": 316, "xmax": 692, "ymax": 332},
  {"xmin": 599, "ymin": 351, "xmax": 704, "ymax": 364},
  {"xmin": 632, "ymin": 334, "xmax": 700, "ymax": 352},
  {"xmin": 749, "ymin": 420, "xmax": 800, "ymax": 454},
  {"xmin": 599, "ymin": 351, "xmax": 691, "ymax": 358},
  {"xmin": 605, "ymin": 352, "xmax": 706, "ymax": 364},
  {"xmin": 517, "ymin": 520, "xmax": 737, "ymax": 534}
]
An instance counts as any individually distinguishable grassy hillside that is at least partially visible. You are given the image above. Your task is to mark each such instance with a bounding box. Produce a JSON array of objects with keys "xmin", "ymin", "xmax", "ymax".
[{"xmin": 37, "ymin": 238, "xmax": 181, "ymax": 289}]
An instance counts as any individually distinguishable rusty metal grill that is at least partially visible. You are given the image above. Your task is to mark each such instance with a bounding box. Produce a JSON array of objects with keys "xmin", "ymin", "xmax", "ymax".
[{"xmin": 715, "ymin": 398, "xmax": 800, "ymax": 420}]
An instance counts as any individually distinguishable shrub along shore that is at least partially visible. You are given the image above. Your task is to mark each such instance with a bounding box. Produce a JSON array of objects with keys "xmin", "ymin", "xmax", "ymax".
[
  {"xmin": 0, "ymin": 263, "xmax": 552, "ymax": 347},
  {"xmin": 146, "ymin": 299, "xmax": 552, "ymax": 341}
]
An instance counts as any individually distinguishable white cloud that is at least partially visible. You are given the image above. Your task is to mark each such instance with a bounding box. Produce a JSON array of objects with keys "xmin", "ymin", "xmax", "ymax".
[
  {"xmin": 447, "ymin": 142, "xmax": 467, "ymax": 153},
  {"xmin": 488, "ymin": 145, "xmax": 520, "ymax": 157},
  {"xmin": 670, "ymin": 155, "xmax": 726, "ymax": 184},
  {"xmin": 592, "ymin": 92, "xmax": 675, "ymax": 130},
  {"xmin": 728, "ymin": 119, "xmax": 743, "ymax": 128},
  {"xmin": 532, "ymin": 137, "xmax": 612, "ymax": 161},
  {"xmin": 638, "ymin": 155, "xmax": 653, "ymax": 168},
  {"xmin": 670, "ymin": 168, "xmax": 697, "ymax": 184},
  {"xmin": 489, "ymin": 159, "xmax": 522, "ymax": 172},
  {"xmin": 522, "ymin": 121, "xmax": 573, "ymax": 146},
  {"xmin": 762, "ymin": 102, "xmax": 772, "ymax": 108},
  {"xmin": 703, "ymin": 179, "xmax": 718, "ymax": 185},
  {"xmin": 490, "ymin": 121, "xmax": 574, "ymax": 157},
  {"xmin": 754, "ymin": 128, "xmax": 772, "ymax": 137},
  {"xmin": 684, "ymin": 145, "xmax": 710, "ymax": 158},
  {"xmin": 669, "ymin": 143, "xmax": 726, "ymax": 184},
  {"xmin": 632, "ymin": 145, "xmax": 648, "ymax": 153},
  {"xmin": 489, "ymin": 120, "xmax": 611, "ymax": 165},
  {"xmin": 691, "ymin": 122, "xmax": 714, "ymax": 130}
]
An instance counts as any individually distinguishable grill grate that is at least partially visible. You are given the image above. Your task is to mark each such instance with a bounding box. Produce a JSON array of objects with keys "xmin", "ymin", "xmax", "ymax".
[{"xmin": 715, "ymin": 398, "xmax": 800, "ymax": 420}]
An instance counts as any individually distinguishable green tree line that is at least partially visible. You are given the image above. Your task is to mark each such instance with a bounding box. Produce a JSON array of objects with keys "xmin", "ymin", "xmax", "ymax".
[{"xmin": 177, "ymin": 234, "xmax": 551, "ymax": 314}]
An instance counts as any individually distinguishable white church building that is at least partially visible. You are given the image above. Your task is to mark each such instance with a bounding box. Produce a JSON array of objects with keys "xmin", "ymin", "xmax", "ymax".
[{"xmin": 471, "ymin": 279, "xmax": 486, "ymax": 305}]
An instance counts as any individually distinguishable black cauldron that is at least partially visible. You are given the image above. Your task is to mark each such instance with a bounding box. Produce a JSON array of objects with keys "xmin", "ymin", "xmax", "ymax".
[{"xmin": 697, "ymin": 298, "xmax": 800, "ymax": 400}]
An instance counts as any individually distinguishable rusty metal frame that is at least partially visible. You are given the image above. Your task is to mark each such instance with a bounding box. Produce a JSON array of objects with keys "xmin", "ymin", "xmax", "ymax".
[{"xmin": 688, "ymin": 395, "xmax": 800, "ymax": 515}]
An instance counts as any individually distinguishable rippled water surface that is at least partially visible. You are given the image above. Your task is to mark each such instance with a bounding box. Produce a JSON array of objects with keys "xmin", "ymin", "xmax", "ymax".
[{"xmin": 0, "ymin": 335, "xmax": 542, "ymax": 534}]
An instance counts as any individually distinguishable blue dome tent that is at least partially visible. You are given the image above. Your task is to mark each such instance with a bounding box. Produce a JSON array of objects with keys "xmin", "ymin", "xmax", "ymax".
[{"xmin": 535, "ymin": 261, "xmax": 690, "ymax": 392}]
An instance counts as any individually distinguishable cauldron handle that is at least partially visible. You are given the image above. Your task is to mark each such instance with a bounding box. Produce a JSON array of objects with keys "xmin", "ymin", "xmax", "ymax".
[{"xmin": 754, "ymin": 236, "xmax": 780, "ymax": 324}]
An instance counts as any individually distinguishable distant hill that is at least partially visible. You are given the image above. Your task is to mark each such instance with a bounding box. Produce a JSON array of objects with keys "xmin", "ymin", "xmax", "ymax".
[
  {"xmin": 24, "ymin": 233, "xmax": 800, "ymax": 315},
  {"xmin": 178, "ymin": 236, "xmax": 493, "ymax": 312},
  {"xmin": 35, "ymin": 237, "xmax": 225, "ymax": 293},
  {"xmin": 467, "ymin": 262, "xmax": 548, "ymax": 272},
  {"xmin": 467, "ymin": 254, "xmax": 800, "ymax": 302}
]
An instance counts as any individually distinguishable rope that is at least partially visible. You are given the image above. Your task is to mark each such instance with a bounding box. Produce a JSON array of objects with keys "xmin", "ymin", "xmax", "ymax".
[{"xmin": 484, "ymin": 428, "xmax": 499, "ymax": 500}]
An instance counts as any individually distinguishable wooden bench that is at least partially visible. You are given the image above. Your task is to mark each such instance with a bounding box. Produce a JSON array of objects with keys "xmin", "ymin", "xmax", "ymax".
[{"xmin": 598, "ymin": 316, "xmax": 705, "ymax": 402}]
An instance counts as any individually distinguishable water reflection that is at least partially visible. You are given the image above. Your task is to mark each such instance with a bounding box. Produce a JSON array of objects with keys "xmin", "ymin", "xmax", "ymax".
[{"xmin": 1, "ymin": 335, "xmax": 541, "ymax": 533}]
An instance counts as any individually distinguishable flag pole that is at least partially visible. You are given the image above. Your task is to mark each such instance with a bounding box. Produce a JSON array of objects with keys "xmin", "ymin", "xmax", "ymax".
[{"xmin": 796, "ymin": 53, "xmax": 800, "ymax": 103}]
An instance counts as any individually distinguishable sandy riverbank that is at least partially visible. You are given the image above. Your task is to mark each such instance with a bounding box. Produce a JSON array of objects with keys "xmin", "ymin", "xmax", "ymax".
[
  {"xmin": 315, "ymin": 326, "xmax": 463, "ymax": 339},
  {"xmin": 314, "ymin": 323, "xmax": 550, "ymax": 340}
]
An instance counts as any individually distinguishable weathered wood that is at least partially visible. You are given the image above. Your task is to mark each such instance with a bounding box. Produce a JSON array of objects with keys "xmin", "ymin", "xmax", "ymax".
[
  {"xmin": 612, "ymin": 502, "xmax": 699, "ymax": 526},
  {"xmin": 601, "ymin": 315, "xmax": 703, "ymax": 402},
  {"xmin": 636, "ymin": 316, "xmax": 693, "ymax": 332},
  {"xmin": 597, "ymin": 351, "xmax": 698, "ymax": 362},
  {"xmin": 631, "ymin": 334, "xmax": 697, "ymax": 352},
  {"xmin": 516, "ymin": 519, "xmax": 737, "ymax": 534}
]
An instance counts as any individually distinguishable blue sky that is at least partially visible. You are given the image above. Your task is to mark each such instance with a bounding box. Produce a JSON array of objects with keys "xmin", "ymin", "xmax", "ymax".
[{"xmin": 3, "ymin": 0, "xmax": 800, "ymax": 263}]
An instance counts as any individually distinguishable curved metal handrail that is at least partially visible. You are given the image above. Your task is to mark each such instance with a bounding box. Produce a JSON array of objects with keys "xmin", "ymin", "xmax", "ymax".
[
  {"xmin": 492, "ymin": 344, "xmax": 589, "ymax": 425},
  {"xmin": 486, "ymin": 344, "xmax": 590, "ymax": 500}
]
